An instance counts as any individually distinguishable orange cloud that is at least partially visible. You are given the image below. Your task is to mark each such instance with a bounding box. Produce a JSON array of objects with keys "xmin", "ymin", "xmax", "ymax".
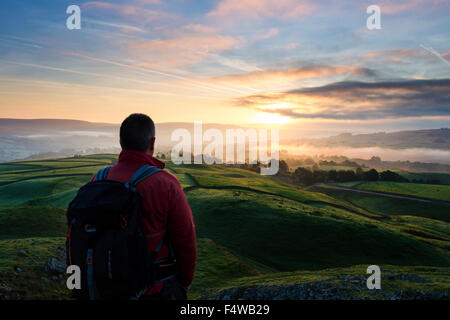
[
  {"xmin": 365, "ymin": 49, "xmax": 427, "ymax": 62},
  {"xmin": 199, "ymin": 66, "xmax": 373, "ymax": 87},
  {"xmin": 234, "ymin": 79, "xmax": 450, "ymax": 120}
]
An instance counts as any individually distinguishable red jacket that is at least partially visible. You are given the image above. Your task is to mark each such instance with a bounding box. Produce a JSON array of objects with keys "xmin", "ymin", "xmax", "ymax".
[{"xmin": 91, "ymin": 150, "xmax": 196, "ymax": 294}]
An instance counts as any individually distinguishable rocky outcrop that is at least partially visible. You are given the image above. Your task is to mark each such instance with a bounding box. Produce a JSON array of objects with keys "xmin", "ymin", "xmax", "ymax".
[
  {"xmin": 45, "ymin": 246, "xmax": 67, "ymax": 274},
  {"xmin": 213, "ymin": 274, "xmax": 448, "ymax": 300}
]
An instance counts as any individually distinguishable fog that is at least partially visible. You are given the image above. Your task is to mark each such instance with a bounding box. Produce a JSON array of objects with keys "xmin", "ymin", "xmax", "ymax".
[{"xmin": 281, "ymin": 144, "xmax": 450, "ymax": 165}]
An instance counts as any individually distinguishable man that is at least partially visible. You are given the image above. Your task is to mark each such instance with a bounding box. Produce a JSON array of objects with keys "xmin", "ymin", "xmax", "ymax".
[{"xmin": 93, "ymin": 113, "xmax": 196, "ymax": 299}]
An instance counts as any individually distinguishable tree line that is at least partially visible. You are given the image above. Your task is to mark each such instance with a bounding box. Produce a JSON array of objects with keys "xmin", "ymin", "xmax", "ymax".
[{"xmin": 275, "ymin": 161, "xmax": 441, "ymax": 186}]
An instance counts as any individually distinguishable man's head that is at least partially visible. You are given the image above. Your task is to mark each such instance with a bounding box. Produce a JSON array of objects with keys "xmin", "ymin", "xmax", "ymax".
[{"xmin": 120, "ymin": 113, "xmax": 156, "ymax": 156}]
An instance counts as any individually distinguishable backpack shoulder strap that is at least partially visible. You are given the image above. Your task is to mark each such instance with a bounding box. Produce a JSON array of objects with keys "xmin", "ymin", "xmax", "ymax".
[
  {"xmin": 95, "ymin": 166, "xmax": 111, "ymax": 181},
  {"xmin": 125, "ymin": 165, "xmax": 162, "ymax": 189}
]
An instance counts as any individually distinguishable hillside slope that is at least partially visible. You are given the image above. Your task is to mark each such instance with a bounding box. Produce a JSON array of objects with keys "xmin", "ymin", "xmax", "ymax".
[{"xmin": 0, "ymin": 155, "xmax": 448, "ymax": 300}]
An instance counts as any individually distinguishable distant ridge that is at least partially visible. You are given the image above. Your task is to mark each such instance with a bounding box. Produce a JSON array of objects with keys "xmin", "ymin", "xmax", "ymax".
[
  {"xmin": 296, "ymin": 128, "xmax": 450, "ymax": 150},
  {"xmin": 0, "ymin": 118, "xmax": 245, "ymax": 132},
  {"xmin": 0, "ymin": 118, "xmax": 117, "ymax": 132}
]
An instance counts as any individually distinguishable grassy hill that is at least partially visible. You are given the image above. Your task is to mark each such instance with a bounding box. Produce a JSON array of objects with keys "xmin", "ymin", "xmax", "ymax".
[
  {"xmin": 0, "ymin": 155, "xmax": 448, "ymax": 300},
  {"xmin": 356, "ymin": 181, "xmax": 450, "ymax": 201}
]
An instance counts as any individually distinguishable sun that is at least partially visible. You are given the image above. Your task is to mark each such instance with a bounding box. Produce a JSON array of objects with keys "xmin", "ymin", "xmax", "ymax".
[
  {"xmin": 252, "ymin": 102, "xmax": 293, "ymax": 124},
  {"xmin": 253, "ymin": 111, "xmax": 292, "ymax": 124}
]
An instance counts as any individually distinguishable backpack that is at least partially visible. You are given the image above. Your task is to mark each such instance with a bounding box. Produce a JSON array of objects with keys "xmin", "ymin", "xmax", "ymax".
[{"xmin": 66, "ymin": 165, "xmax": 176, "ymax": 300}]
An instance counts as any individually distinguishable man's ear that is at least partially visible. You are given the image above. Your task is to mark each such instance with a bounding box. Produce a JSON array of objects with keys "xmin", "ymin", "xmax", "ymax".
[{"xmin": 147, "ymin": 137, "xmax": 156, "ymax": 156}]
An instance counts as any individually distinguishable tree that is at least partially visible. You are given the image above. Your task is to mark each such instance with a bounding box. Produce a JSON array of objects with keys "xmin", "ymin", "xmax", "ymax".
[
  {"xmin": 363, "ymin": 169, "xmax": 379, "ymax": 181},
  {"xmin": 277, "ymin": 160, "xmax": 290, "ymax": 176},
  {"xmin": 303, "ymin": 158, "xmax": 316, "ymax": 165},
  {"xmin": 379, "ymin": 170, "xmax": 408, "ymax": 182},
  {"xmin": 313, "ymin": 170, "xmax": 328, "ymax": 183},
  {"xmin": 336, "ymin": 170, "xmax": 357, "ymax": 182},
  {"xmin": 355, "ymin": 167, "xmax": 364, "ymax": 180},
  {"xmin": 328, "ymin": 170, "xmax": 338, "ymax": 181},
  {"xmin": 294, "ymin": 167, "xmax": 314, "ymax": 185}
]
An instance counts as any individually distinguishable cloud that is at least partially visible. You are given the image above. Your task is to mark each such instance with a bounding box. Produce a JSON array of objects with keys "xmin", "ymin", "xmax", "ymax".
[
  {"xmin": 82, "ymin": 1, "xmax": 175, "ymax": 25},
  {"xmin": 133, "ymin": 0, "xmax": 161, "ymax": 4},
  {"xmin": 278, "ymin": 42, "xmax": 301, "ymax": 50},
  {"xmin": 207, "ymin": 0, "xmax": 318, "ymax": 21},
  {"xmin": 420, "ymin": 45, "xmax": 450, "ymax": 68},
  {"xmin": 83, "ymin": 18, "xmax": 145, "ymax": 33},
  {"xmin": 128, "ymin": 34, "xmax": 243, "ymax": 67},
  {"xmin": 377, "ymin": 0, "xmax": 448, "ymax": 15},
  {"xmin": 364, "ymin": 49, "xmax": 427, "ymax": 62},
  {"xmin": 258, "ymin": 28, "xmax": 279, "ymax": 40},
  {"xmin": 206, "ymin": 0, "xmax": 447, "ymax": 22},
  {"xmin": 235, "ymin": 79, "xmax": 450, "ymax": 120},
  {"xmin": 199, "ymin": 66, "xmax": 375, "ymax": 87},
  {"xmin": 182, "ymin": 24, "xmax": 217, "ymax": 34}
]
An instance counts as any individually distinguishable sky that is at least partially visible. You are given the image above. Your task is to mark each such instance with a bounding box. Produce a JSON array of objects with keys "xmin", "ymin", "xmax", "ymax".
[{"xmin": 0, "ymin": 0, "xmax": 449, "ymax": 132}]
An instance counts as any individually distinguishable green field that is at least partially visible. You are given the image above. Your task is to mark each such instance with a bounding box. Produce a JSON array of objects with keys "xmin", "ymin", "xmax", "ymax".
[
  {"xmin": 356, "ymin": 181, "xmax": 450, "ymax": 201},
  {"xmin": 400, "ymin": 172, "xmax": 450, "ymax": 185},
  {"xmin": 0, "ymin": 155, "xmax": 448, "ymax": 300}
]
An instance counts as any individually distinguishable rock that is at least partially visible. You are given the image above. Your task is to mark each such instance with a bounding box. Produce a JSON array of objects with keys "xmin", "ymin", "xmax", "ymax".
[
  {"xmin": 0, "ymin": 284, "xmax": 23, "ymax": 300},
  {"xmin": 41, "ymin": 276, "xmax": 50, "ymax": 283},
  {"xmin": 46, "ymin": 257, "xmax": 66, "ymax": 274},
  {"xmin": 213, "ymin": 275, "xmax": 449, "ymax": 300},
  {"xmin": 15, "ymin": 267, "xmax": 23, "ymax": 273},
  {"xmin": 385, "ymin": 273, "xmax": 428, "ymax": 283},
  {"xmin": 55, "ymin": 247, "xmax": 65, "ymax": 257}
]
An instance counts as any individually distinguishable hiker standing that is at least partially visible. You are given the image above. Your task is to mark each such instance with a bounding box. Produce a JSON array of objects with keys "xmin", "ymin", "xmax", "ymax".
[{"xmin": 66, "ymin": 113, "xmax": 196, "ymax": 300}]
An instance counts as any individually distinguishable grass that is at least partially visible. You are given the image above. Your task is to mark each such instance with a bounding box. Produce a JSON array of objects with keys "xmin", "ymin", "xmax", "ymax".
[
  {"xmin": 188, "ymin": 238, "xmax": 260, "ymax": 299},
  {"xmin": 335, "ymin": 181, "xmax": 363, "ymax": 187},
  {"xmin": 187, "ymin": 188, "xmax": 450, "ymax": 271},
  {"xmin": 205, "ymin": 264, "xmax": 450, "ymax": 299},
  {"xmin": 310, "ymin": 185, "xmax": 450, "ymax": 223},
  {"xmin": 0, "ymin": 176, "xmax": 87, "ymax": 207},
  {"xmin": 0, "ymin": 206, "xmax": 66, "ymax": 240},
  {"xmin": 0, "ymin": 164, "xmax": 40, "ymax": 173},
  {"xmin": 0, "ymin": 237, "xmax": 69, "ymax": 300},
  {"xmin": 174, "ymin": 173, "xmax": 197, "ymax": 188},
  {"xmin": 168, "ymin": 162, "xmax": 379, "ymax": 219},
  {"xmin": 357, "ymin": 181, "xmax": 450, "ymax": 201},
  {"xmin": 400, "ymin": 172, "xmax": 450, "ymax": 185},
  {"xmin": 0, "ymin": 154, "xmax": 448, "ymax": 300}
]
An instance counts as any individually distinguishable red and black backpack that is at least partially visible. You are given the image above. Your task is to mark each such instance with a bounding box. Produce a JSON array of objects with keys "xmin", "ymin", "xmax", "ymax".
[{"xmin": 66, "ymin": 165, "xmax": 176, "ymax": 300}]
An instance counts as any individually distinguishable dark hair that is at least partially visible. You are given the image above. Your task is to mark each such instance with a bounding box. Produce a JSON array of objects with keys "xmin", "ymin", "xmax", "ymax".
[{"xmin": 120, "ymin": 113, "xmax": 155, "ymax": 151}]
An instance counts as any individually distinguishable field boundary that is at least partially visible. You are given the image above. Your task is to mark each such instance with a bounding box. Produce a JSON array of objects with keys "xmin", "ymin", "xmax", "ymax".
[
  {"xmin": 319, "ymin": 184, "xmax": 450, "ymax": 206},
  {"xmin": 0, "ymin": 173, "xmax": 93, "ymax": 186},
  {"xmin": 183, "ymin": 184, "xmax": 387, "ymax": 221}
]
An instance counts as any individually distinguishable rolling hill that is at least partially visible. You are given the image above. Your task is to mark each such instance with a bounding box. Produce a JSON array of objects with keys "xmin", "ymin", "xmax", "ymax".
[{"xmin": 0, "ymin": 155, "xmax": 448, "ymax": 299}]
